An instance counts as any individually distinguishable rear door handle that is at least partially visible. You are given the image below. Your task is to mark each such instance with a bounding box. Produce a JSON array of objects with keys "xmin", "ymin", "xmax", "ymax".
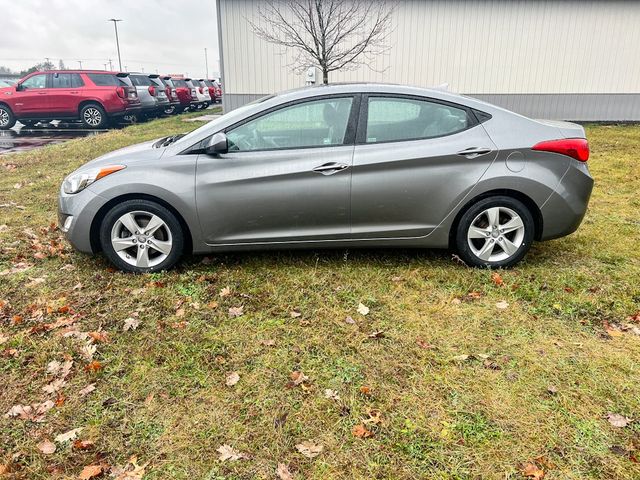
[
  {"xmin": 457, "ymin": 147, "xmax": 492, "ymax": 158},
  {"xmin": 312, "ymin": 162, "xmax": 349, "ymax": 175}
]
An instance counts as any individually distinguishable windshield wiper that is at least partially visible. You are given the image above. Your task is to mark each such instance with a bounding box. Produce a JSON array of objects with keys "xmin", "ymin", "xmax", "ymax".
[{"xmin": 154, "ymin": 133, "xmax": 186, "ymax": 148}]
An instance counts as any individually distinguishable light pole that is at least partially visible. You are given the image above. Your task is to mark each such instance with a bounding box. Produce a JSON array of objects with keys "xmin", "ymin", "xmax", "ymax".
[
  {"xmin": 204, "ymin": 48, "xmax": 209, "ymax": 79},
  {"xmin": 78, "ymin": 60, "xmax": 83, "ymax": 69},
  {"xmin": 108, "ymin": 59, "xmax": 113, "ymax": 71},
  {"xmin": 108, "ymin": 18, "xmax": 123, "ymax": 71}
]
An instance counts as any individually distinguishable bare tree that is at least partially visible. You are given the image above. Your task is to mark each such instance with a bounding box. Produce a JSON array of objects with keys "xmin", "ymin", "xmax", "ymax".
[{"xmin": 250, "ymin": 0, "xmax": 394, "ymax": 84}]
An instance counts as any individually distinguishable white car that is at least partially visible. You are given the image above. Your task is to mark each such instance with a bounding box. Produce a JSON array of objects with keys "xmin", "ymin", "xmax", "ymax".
[{"xmin": 186, "ymin": 78, "xmax": 208, "ymax": 109}]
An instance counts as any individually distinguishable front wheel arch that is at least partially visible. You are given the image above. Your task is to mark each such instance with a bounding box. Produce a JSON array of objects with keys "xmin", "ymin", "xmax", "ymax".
[
  {"xmin": 90, "ymin": 193, "xmax": 194, "ymax": 255},
  {"xmin": 448, "ymin": 189, "xmax": 543, "ymax": 249}
]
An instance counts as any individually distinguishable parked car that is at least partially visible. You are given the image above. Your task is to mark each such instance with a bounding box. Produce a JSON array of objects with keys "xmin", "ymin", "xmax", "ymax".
[
  {"xmin": 185, "ymin": 78, "xmax": 207, "ymax": 109},
  {"xmin": 0, "ymin": 70, "xmax": 140, "ymax": 130},
  {"xmin": 58, "ymin": 83, "xmax": 593, "ymax": 273},
  {"xmin": 129, "ymin": 73, "xmax": 163, "ymax": 119},
  {"xmin": 0, "ymin": 79, "xmax": 16, "ymax": 88},
  {"xmin": 202, "ymin": 79, "xmax": 217, "ymax": 103},
  {"xmin": 168, "ymin": 78, "xmax": 193, "ymax": 113},
  {"xmin": 195, "ymin": 79, "xmax": 212, "ymax": 106},
  {"xmin": 214, "ymin": 80, "xmax": 222, "ymax": 103},
  {"xmin": 145, "ymin": 74, "xmax": 172, "ymax": 116},
  {"xmin": 159, "ymin": 76, "xmax": 181, "ymax": 114}
]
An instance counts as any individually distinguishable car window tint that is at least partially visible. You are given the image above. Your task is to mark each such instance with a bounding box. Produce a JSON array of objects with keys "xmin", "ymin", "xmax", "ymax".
[
  {"xmin": 227, "ymin": 97, "xmax": 353, "ymax": 152},
  {"xmin": 87, "ymin": 73, "xmax": 129, "ymax": 87},
  {"xmin": 130, "ymin": 75, "xmax": 153, "ymax": 87},
  {"xmin": 52, "ymin": 73, "xmax": 84, "ymax": 88},
  {"xmin": 366, "ymin": 97, "xmax": 470, "ymax": 143},
  {"xmin": 172, "ymin": 79, "xmax": 187, "ymax": 88},
  {"xmin": 21, "ymin": 74, "xmax": 47, "ymax": 89}
]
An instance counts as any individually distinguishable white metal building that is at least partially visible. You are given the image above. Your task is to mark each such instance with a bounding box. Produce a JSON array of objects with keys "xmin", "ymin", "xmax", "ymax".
[{"xmin": 216, "ymin": 0, "xmax": 640, "ymax": 121}]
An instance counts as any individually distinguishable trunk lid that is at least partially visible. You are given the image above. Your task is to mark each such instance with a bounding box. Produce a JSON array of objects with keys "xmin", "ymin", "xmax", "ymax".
[{"xmin": 534, "ymin": 119, "xmax": 586, "ymax": 139}]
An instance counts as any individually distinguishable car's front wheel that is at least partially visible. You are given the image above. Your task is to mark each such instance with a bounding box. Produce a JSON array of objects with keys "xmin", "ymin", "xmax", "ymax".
[
  {"xmin": 80, "ymin": 104, "xmax": 108, "ymax": 129},
  {"xmin": 99, "ymin": 200, "xmax": 185, "ymax": 273},
  {"xmin": 455, "ymin": 196, "xmax": 534, "ymax": 268},
  {"xmin": 0, "ymin": 105, "xmax": 16, "ymax": 130}
]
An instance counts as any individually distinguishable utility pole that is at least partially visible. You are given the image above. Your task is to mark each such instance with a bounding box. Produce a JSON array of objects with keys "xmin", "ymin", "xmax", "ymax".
[
  {"xmin": 103, "ymin": 63, "xmax": 108, "ymax": 71},
  {"xmin": 204, "ymin": 48, "xmax": 209, "ymax": 79},
  {"xmin": 108, "ymin": 59, "xmax": 113, "ymax": 71},
  {"xmin": 108, "ymin": 19, "xmax": 123, "ymax": 70},
  {"xmin": 78, "ymin": 60, "xmax": 83, "ymax": 69}
]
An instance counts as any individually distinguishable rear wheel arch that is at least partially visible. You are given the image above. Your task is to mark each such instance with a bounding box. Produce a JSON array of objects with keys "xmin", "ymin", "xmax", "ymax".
[
  {"xmin": 90, "ymin": 193, "xmax": 194, "ymax": 255},
  {"xmin": 448, "ymin": 189, "xmax": 543, "ymax": 248},
  {"xmin": 78, "ymin": 99, "xmax": 106, "ymax": 114},
  {"xmin": 0, "ymin": 102, "xmax": 14, "ymax": 114}
]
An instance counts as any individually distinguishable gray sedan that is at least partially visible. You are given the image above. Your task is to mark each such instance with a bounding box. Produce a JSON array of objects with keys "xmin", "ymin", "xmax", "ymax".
[{"xmin": 58, "ymin": 83, "xmax": 593, "ymax": 272}]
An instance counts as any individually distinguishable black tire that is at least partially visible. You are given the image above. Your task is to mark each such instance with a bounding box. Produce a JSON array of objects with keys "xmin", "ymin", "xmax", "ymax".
[
  {"xmin": 0, "ymin": 104, "xmax": 16, "ymax": 130},
  {"xmin": 455, "ymin": 196, "xmax": 535, "ymax": 268},
  {"xmin": 99, "ymin": 199, "xmax": 185, "ymax": 273},
  {"xmin": 79, "ymin": 103, "xmax": 108, "ymax": 129}
]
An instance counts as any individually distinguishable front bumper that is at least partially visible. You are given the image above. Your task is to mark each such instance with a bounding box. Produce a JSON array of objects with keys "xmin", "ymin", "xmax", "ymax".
[
  {"xmin": 58, "ymin": 186, "xmax": 108, "ymax": 254},
  {"xmin": 540, "ymin": 160, "xmax": 594, "ymax": 240}
]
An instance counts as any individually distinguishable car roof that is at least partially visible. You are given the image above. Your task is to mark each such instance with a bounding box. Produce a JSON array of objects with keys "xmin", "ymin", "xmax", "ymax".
[{"xmin": 36, "ymin": 70, "xmax": 125, "ymax": 75}]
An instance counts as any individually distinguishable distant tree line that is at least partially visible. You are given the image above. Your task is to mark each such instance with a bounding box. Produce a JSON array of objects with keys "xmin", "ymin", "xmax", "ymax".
[{"xmin": 0, "ymin": 59, "xmax": 66, "ymax": 77}]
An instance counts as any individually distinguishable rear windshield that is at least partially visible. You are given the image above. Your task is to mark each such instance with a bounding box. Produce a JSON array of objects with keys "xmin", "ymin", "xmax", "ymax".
[
  {"xmin": 162, "ymin": 78, "xmax": 175, "ymax": 88},
  {"xmin": 130, "ymin": 75, "xmax": 153, "ymax": 87},
  {"xmin": 172, "ymin": 79, "xmax": 187, "ymax": 88},
  {"xmin": 203, "ymin": 80, "xmax": 214, "ymax": 87},
  {"xmin": 87, "ymin": 73, "xmax": 132, "ymax": 87},
  {"xmin": 149, "ymin": 77, "xmax": 165, "ymax": 88}
]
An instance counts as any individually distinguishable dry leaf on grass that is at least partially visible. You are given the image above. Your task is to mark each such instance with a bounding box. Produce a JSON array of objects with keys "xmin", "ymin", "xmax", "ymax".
[
  {"xmin": 123, "ymin": 317, "xmax": 140, "ymax": 331},
  {"xmin": 357, "ymin": 303, "xmax": 370, "ymax": 316},
  {"xmin": 225, "ymin": 372, "xmax": 240, "ymax": 387},
  {"xmin": 4, "ymin": 400, "xmax": 54, "ymax": 422},
  {"xmin": 495, "ymin": 300, "xmax": 509, "ymax": 309},
  {"xmin": 451, "ymin": 354, "xmax": 470, "ymax": 362},
  {"xmin": 219, "ymin": 286, "xmax": 231, "ymax": 297},
  {"xmin": 78, "ymin": 384, "xmax": 96, "ymax": 397},
  {"xmin": 73, "ymin": 440, "xmax": 95, "ymax": 450},
  {"xmin": 110, "ymin": 455, "xmax": 147, "ymax": 480},
  {"xmin": 228, "ymin": 306, "xmax": 244, "ymax": 317},
  {"xmin": 607, "ymin": 413, "xmax": 632, "ymax": 428},
  {"xmin": 521, "ymin": 462, "xmax": 545, "ymax": 479},
  {"xmin": 295, "ymin": 440, "xmax": 323, "ymax": 458},
  {"xmin": 84, "ymin": 360, "xmax": 103, "ymax": 372},
  {"xmin": 80, "ymin": 343, "xmax": 96, "ymax": 361},
  {"xmin": 344, "ymin": 316, "xmax": 356, "ymax": 324},
  {"xmin": 288, "ymin": 371, "xmax": 309, "ymax": 387},
  {"xmin": 363, "ymin": 408, "xmax": 382, "ymax": 425},
  {"xmin": 324, "ymin": 389, "xmax": 340, "ymax": 401},
  {"xmin": 78, "ymin": 464, "xmax": 103, "ymax": 479},
  {"xmin": 491, "ymin": 272, "xmax": 504, "ymax": 286},
  {"xmin": 43, "ymin": 378, "xmax": 67, "ymax": 394},
  {"xmin": 367, "ymin": 330, "xmax": 385, "ymax": 339},
  {"xmin": 359, "ymin": 385, "xmax": 372, "ymax": 395},
  {"xmin": 352, "ymin": 424, "xmax": 374, "ymax": 438},
  {"xmin": 37, "ymin": 439, "xmax": 56, "ymax": 454},
  {"xmin": 216, "ymin": 444, "xmax": 245, "ymax": 461},
  {"xmin": 54, "ymin": 427, "xmax": 82, "ymax": 443},
  {"xmin": 290, "ymin": 310, "xmax": 302, "ymax": 318},
  {"xmin": 276, "ymin": 463, "xmax": 294, "ymax": 480}
]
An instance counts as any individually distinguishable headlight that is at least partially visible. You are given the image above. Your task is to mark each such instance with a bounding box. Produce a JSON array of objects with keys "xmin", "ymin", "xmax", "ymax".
[{"xmin": 62, "ymin": 165, "xmax": 126, "ymax": 194}]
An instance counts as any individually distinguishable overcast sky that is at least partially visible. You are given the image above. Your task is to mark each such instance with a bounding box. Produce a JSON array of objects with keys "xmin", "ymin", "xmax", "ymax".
[{"xmin": 0, "ymin": 0, "xmax": 220, "ymax": 77}]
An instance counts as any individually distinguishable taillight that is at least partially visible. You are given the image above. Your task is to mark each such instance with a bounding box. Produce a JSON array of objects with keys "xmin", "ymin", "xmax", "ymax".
[
  {"xmin": 191, "ymin": 88, "xmax": 197, "ymax": 96},
  {"xmin": 116, "ymin": 86, "xmax": 125, "ymax": 99},
  {"xmin": 166, "ymin": 87, "xmax": 172, "ymax": 99},
  {"xmin": 532, "ymin": 138, "xmax": 589, "ymax": 162},
  {"xmin": 148, "ymin": 86, "xmax": 156, "ymax": 96},
  {"xmin": 199, "ymin": 87, "xmax": 204, "ymax": 94}
]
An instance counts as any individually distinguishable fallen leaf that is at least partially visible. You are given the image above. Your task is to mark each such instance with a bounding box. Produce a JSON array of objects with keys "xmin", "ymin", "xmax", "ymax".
[
  {"xmin": 37, "ymin": 439, "xmax": 56, "ymax": 454},
  {"xmin": 80, "ymin": 343, "xmax": 96, "ymax": 361},
  {"xmin": 175, "ymin": 307, "xmax": 185, "ymax": 317},
  {"xmin": 416, "ymin": 339, "xmax": 434, "ymax": 349},
  {"xmin": 357, "ymin": 303, "xmax": 370, "ymax": 316},
  {"xmin": 491, "ymin": 272, "xmax": 504, "ymax": 286},
  {"xmin": 54, "ymin": 427, "xmax": 82, "ymax": 443},
  {"xmin": 73, "ymin": 439, "xmax": 95, "ymax": 450},
  {"xmin": 521, "ymin": 462, "xmax": 545, "ymax": 479},
  {"xmin": 344, "ymin": 316, "xmax": 356, "ymax": 324},
  {"xmin": 289, "ymin": 370, "xmax": 309, "ymax": 386},
  {"xmin": 359, "ymin": 385, "xmax": 372, "ymax": 395},
  {"xmin": 4, "ymin": 400, "xmax": 54, "ymax": 422},
  {"xmin": 295, "ymin": 440, "xmax": 323, "ymax": 458},
  {"xmin": 225, "ymin": 371, "xmax": 240, "ymax": 387},
  {"xmin": 324, "ymin": 389, "xmax": 340, "ymax": 401},
  {"xmin": 110, "ymin": 455, "xmax": 148, "ymax": 480},
  {"xmin": 123, "ymin": 317, "xmax": 140, "ymax": 331},
  {"xmin": 78, "ymin": 464, "xmax": 102, "ymax": 479},
  {"xmin": 216, "ymin": 444, "xmax": 245, "ymax": 461},
  {"xmin": 352, "ymin": 424, "xmax": 374, "ymax": 438},
  {"xmin": 367, "ymin": 330, "xmax": 385, "ymax": 339},
  {"xmin": 46, "ymin": 360, "xmax": 62, "ymax": 375},
  {"xmin": 495, "ymin": 300, "xmax": 509, "ymax": 309},
  {"xmin": 607, "ymin": 413, "xmax": 632, "ymax": 428},
  {"xmin": 260, "ymin": 339, "xmax": 276, "ymax": 347},
  {"xmin": 451, "ymin": 354, "xmax": 470, "ymax": 362},
  {"xmin": 43, "ymin": 378, "xmax": 66, "ymax": 394},
  {"xmin": 290, "ymin": 310, "xmax": 302, "ymax": 318},
  {"xmin": 78, "ymin": 384, "xmax": 96, "ymax": 397},
  {"xmin": 364, "ymin": 407, "xmax": 382, "ymax": 425},
  {"xmin": 84, "ymin": 360, "xmax": 103, "ymax": 372},
  {"xmin": 88, "ymin": 331, "xmax": 108, "ymax": 343},
  {"xmin": 547, "ymin": 385, "xmax": 558, "ymax": 395},
  {"xmin": 219, "ymin": 286, "xmax": 231, "ymax": 297},
  {"xmin": 276, "ymin": 463, "xmax": 294, "ymax": 480},
  {"xmin": 228, "ymin": 306, "xmax": 244, "ymax": 317}
]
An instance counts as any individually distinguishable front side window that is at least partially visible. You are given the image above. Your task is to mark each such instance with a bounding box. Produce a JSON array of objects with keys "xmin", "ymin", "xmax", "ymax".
[
  {"xmin": 366, "ymin": 97, "xmax": 470, "ymax": 143},
  {"xmin": 227, "ymin": 97, "xmax": 353, "ymax": 152},
  {"xmin": 21, "ymin": 74, "xmax": 47, "ymax": 89}
]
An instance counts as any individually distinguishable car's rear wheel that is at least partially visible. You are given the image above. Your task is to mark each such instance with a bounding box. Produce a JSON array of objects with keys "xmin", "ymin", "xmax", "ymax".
[
  {"xmin": 0, "ymin": 105, "xmax": 16, "ymax": 130},
  {"xmin": 99, "ymin": 200, "xmax": 184, "ymax": 273},
  {"xmin": 80, "ymin": 104, "xmax": 108, "ymax": 129},
  {"xmin": 455, "ymin": 196, "xmax": 534, "ymax": 268}
]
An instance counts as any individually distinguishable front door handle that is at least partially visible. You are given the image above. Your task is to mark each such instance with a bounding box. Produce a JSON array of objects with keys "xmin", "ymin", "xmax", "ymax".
[
  {"xmin": 457, "ymin": 147, "xmax": 492, "ymax": 158},
  {"xmin": 312, "ymin": 162, "xmax": 349, "ymax": 175}
]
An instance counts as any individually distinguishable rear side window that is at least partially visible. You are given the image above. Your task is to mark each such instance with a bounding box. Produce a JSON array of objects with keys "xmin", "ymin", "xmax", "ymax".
[
  {"xmin": 87, "ymin": 73, "xmax": 131, "ymax": 87},
  {"xmin": 51, "ymin": 73, "xmax": 84, "ymax": 88},
  {"xmin": 365, "ymin": 97, "xmax": 471, "ymax": 143}
]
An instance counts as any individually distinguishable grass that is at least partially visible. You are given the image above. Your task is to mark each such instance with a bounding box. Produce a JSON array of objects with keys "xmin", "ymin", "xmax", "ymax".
[{"xmin": 0, "ymin": 117, "xmax": 639, "ymax": 479}]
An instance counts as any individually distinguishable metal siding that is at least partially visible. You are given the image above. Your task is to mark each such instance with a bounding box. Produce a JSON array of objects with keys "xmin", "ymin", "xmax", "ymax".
[{"xmin": 219, "ymin": 0, "xmax": 640, "ymax": 120}]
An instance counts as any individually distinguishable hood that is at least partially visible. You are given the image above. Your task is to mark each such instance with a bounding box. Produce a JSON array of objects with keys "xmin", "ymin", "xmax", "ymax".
[{"xmin": 80, "ymin": 138, "xmax": 165, "ymax": 170}]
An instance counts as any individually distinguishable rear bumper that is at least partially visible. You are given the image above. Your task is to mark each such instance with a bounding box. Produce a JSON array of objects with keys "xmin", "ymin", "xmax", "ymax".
[
  {"xmin": 540, "ymin": 161, "xmax": 594, "ymax": 240},
  {"xmin": 110, "ymin": 105, "xmax": 142, "ymax": 119}
]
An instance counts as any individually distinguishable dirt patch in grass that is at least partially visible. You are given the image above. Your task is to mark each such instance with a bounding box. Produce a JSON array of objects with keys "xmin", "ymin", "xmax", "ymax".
[{"xmin": 1, "ymin": 120, "xmax": 639, "ymax": 479}]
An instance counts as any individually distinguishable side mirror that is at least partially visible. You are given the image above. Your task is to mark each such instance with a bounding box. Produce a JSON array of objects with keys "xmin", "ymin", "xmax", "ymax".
[
  {"xmin": 205, "ymin": 132, "xmax": 228, "ymax": 155},
  {"xmin": 15, "ymin": 83, "xmax": 23, "ymax": 91}
]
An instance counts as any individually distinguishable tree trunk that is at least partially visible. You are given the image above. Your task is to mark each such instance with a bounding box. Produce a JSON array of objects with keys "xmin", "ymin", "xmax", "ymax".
[{"xmin": 322, "ymin": 67, "xmax": 328, "ymax": 84}]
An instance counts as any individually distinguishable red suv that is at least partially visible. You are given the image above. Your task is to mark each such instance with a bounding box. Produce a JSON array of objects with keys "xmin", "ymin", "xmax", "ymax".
[{"xmin": 0, "ymin": 70, "xmax": 141, "ymax": 130}]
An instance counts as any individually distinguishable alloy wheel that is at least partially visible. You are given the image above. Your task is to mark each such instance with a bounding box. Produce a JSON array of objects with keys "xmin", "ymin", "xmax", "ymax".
[
  {"xmin": 83, "ymin": 108, "xmax": 102, "ymax": 127},
  {"xmin": 0, "ymin": 108, "xmax": 9, "ymax": 127},
  {"xmin": 467, "ymin": 206, "xmax": 525, "ymax": 262},
  {"xmin": 110, "ymin": 211, "xmax": 173, "ymax": 268}
]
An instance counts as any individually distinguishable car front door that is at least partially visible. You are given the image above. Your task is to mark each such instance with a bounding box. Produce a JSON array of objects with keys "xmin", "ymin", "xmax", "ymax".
[
  {"xmin": 13, "ymin": 73, "xmax": 50, "ymax": 116},
  {"xmin": 351, "ymin": 95, "xmax": 498, "ymax": 239},
  {"xmin": 196, "ymin": 95, "xmax": 359, "ymax": 245},
  {"xmin": 48, "ymin": 73, "xmax": 84, "ymax": 115}
]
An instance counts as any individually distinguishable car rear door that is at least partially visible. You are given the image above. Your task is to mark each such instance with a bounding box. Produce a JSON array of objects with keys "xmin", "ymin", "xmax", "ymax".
[
  {"xmin": 196, "ymin": 95, "xmax": 359, "ymax": 245},
  {"xmin": 48, "ymin": 73, "xmax": 84, "ymax": 115},
  {"xmin": 350, "ymin": 94, "xmax": 498, "ymax": 239}
]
